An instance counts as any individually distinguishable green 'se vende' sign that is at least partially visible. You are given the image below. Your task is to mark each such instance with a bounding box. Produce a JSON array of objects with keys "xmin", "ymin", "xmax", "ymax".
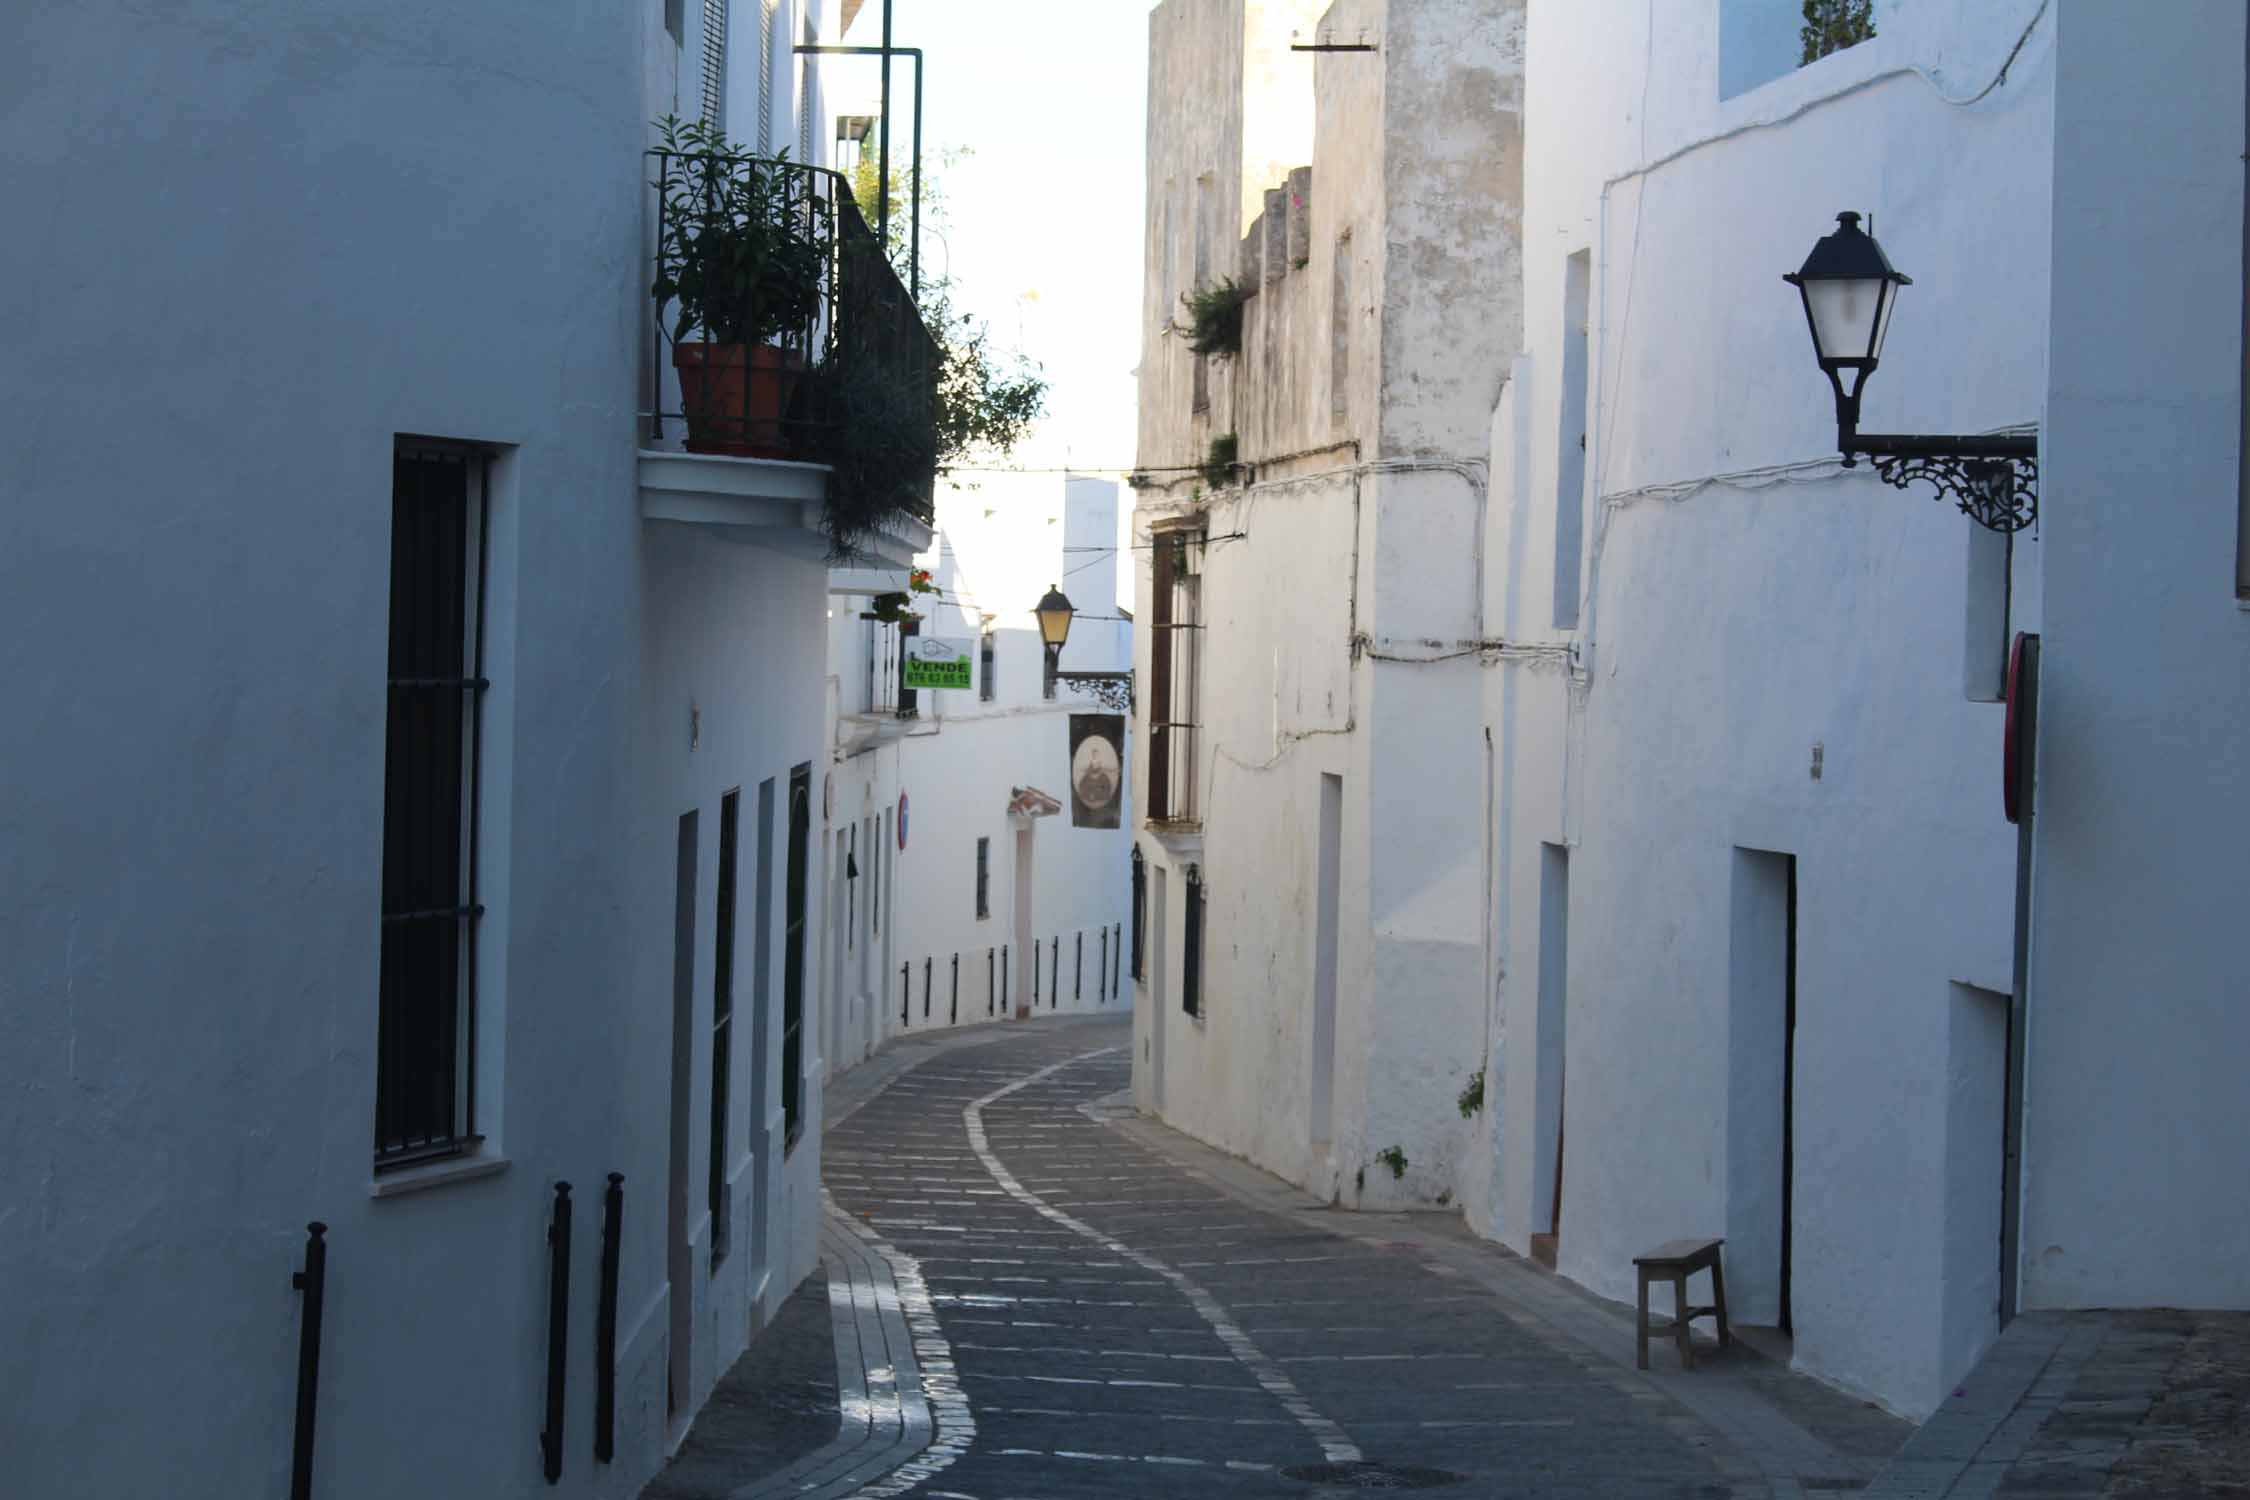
[{"xmin": 902, "ymin": 635, "xmax": 973, "ymax": 690}]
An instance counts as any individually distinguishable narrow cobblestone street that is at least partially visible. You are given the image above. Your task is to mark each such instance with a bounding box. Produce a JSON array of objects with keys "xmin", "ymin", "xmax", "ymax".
[{"xmin": 655, "ymin": 1016, "xmax": 1911, "ymax": 1499}]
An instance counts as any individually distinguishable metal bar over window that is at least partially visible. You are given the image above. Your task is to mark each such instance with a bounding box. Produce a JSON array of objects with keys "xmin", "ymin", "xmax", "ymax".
[
  {"xmin": 1183, "ymin": 864, "xmax": 1205, "ymax": 1018},
  {"xmin": 377, "ymin": 446, "xmax": 487, "ymax": 1167},
  {"xmin": 782, "ymin": 767, "xmax": 810, "ymax": 1146},
  {"xmin": 1130, "ymin": 847, "xmax": 1146, "ymax": 981},
  {"xmin": 710, "ymin": 790, "xmax": 739, "ymax": 1267}
]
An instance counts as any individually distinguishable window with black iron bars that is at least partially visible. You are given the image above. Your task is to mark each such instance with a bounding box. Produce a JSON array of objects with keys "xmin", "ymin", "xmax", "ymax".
[
  {"xmin": 376, "ymin": 443, "xmax": 490, "ymax": 1167},
  {"xmin": 1148, "ymin": 527, "xmax": 1205, "ymax": 823}
]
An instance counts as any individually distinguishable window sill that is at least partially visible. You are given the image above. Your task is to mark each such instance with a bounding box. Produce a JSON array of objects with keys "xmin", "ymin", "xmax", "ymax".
[{"xmin": 369, "ymin": 1151, "xmax": 510, "ymax": 1199}]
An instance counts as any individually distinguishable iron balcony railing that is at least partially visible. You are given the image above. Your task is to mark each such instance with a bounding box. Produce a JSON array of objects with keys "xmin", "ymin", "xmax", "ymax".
[{"xmin": 647, "ymin": 148, "xmax": 937, "ymax": 524}]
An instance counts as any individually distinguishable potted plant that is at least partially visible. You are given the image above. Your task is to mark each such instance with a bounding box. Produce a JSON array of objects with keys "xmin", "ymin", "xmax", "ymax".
[{"xmin": 650, "ymin": 114, "xmax": 832, "ymax": 457}]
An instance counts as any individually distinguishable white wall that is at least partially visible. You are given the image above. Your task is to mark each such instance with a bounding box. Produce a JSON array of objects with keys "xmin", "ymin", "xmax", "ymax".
[
  {"xmin": 822, "ymin": 476, "xmax": 1135, "ymax": 1064},
  {"xmin": 1132, "ymin": 0, "xmax": 1518, "ymax": 1213},
  {"xmin": 1479, "ymin": 0, "xmax": 2057, "ymax": 1417},
  {"xmin": 0, "ymin": 4, "xmax": 841, "ymax": 1495},
  {"xmin": 2021, "ymin": 0, "xmax": 2250, "ymax": 1313}
]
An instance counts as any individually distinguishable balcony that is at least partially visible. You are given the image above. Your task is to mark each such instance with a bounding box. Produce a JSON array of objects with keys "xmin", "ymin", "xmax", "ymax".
[{"xmin": 638, "ymin": 141, "xmax": 937, "ymax": 569}]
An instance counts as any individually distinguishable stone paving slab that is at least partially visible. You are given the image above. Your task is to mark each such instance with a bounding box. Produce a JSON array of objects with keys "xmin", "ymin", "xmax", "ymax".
[{"xmin": 1863, "ymin": 1310, "xmax": 2250, "ymax": 1499}]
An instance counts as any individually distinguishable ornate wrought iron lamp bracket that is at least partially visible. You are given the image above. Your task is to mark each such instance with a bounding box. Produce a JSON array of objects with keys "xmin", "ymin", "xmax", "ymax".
[
  {"xmin": 1047, "ymin": 659, "xmax": 1135, "ymax": 713},
  {"xmin": 1844, "ymin": 428, "xmax": 2040, "ymax": 535}
]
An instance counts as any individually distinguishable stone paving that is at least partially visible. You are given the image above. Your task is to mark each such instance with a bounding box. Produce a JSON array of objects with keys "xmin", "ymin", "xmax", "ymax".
[
  {"xmin": 649, "ymin": 1015, "xmax": 1919, "ymax": 1499},
  {"xmin": 1865, "ymin": 1309, "xmax": 2250, "ymax": 1499}
]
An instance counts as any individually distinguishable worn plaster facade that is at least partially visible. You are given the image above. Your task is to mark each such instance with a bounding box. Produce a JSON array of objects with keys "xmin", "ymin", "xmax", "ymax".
[
  {"xmin": 824, "ymin": 475, "xmax": 1134, "ymax": 1070},
  {"xmin": 1131, "ymin": 0, "xmax": 1525, "ymax": 1208},
  {"xmin": 1469, "ymin": 0, "xmax": 2249, "ymax": 1423},
  {"xmin": 0, "ymin": 3, "xmax": 925, "ymax": 1496}
]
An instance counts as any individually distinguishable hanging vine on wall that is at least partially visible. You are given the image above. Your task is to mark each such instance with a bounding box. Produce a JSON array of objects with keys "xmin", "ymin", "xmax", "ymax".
[
  {"xmin": 1170, "ymin": 276, "xmax": 1248, "ymax": 358},
  {"xmin": 1201, "ymin": 433, "xmax": 1240, "ymax": 489}
]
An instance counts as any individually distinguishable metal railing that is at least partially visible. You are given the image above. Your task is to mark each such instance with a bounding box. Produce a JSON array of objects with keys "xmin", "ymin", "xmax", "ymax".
[
  {"xmin": 647, "ymin": 148, "xmax": 936, "ymax": 523},
  {"xmin": 289, "ymin": 1223, "xmax": 328, "ymax": 1500},
  {"xmin": 541, "ymin": 1182, "xmax": 572, "ymax": 1485}
]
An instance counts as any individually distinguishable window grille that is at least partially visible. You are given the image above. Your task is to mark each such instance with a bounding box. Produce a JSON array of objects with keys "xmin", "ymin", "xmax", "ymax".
[
  {"xmin": 782, "ymin": 764, "xmax": 810, "ymax": 1146},
  {"xmin": 756, "ymin": 0, "xmax": 776, "ymax": 153},
  {"xmin": 797, "ymin": 11, "xmax": 815, "ymax": 164},
  {"xmin": 709, "ymin": 789, "xmax": 740, "ymax": 1265},
  {"xmin": 1183, "ymin": 864, "xmax": 1205, "ymax": 1018},
  {"xmin": 975, "ymin": 836, "xmax": 990, "ymax": 919},
  {"xmin": 376, "ymin": 444, "xmax": 490, "ymax": 1167},
  {"xmin": 1130, "ymin": 846, "xmax": 1145, "ymax": 981},
  {"xmin": 897, "ymin": 619, "xmax": 920, "ymax": 718},
  {"xmin": 1147, "ymin": 528, "xmax": 1204, "ymax": 822},
  {"xmin": 700, "ymin": 0, "xmax": 728, "ymax": 132},
  {"xmin": 846, "ymin": 823, "xmax": 857, "ymax": 947},
  {"xmin": 980, "ymin": 631, "xmax": 996, "ymax": 702}
]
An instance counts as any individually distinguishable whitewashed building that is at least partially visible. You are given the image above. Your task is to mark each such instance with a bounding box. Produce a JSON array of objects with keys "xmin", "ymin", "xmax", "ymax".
[
  {"xmin": 0, "ymin": 3, "xmax": 931, "ymax": 1497},
  {"xmin": 1129, "ymin": 0, "xmax": 1526, "ymax": 1206},
  {"xmin": 1467, "ymin": 0, "xmax": 2250, "ymax": 1420},
  {"xmin": 824, "ymin": 475, "xmax": 1134, "ymax": 1069}
]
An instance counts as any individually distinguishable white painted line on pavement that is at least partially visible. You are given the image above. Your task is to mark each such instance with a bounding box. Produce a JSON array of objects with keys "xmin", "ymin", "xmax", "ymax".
[{"xmin": 961, "ymin": 1046, "xmax": 1365, "ymax": 1467}]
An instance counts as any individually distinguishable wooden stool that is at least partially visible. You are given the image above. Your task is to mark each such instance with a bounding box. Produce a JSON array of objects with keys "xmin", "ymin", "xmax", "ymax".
[{"xmin": 1633, "ymin": 1237, "xmax": 1730, "ymax": 1371}]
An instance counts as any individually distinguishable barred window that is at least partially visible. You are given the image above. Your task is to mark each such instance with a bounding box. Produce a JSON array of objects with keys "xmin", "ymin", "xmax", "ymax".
[
  {"xmin": 709, "ymin": 788, "xmax": 739, "ymax": 1265},
  {"xmin": 1130, "ymin": 846, "xmax": 1145, "ymax": 981},
  {"xmin": 1183, "ymin": 863, "xmax": 1205, "ymax": 1018},
  {"xmin": 1148, "ymin": 527, "xmax": 1205, "ymax": 823},
  {"xmin": 782, "ymin": 764, "xmax": 810, "ymax": 1147},
  {"xmin": 376, "ymin": 444, "xmax": 490, "ymax": 1167},
  {"xmin": 700, "ymin": 0, "xmax": 728, "ymax": 131},
  {"xmin": 975, "ymin": 836, "xmax": 991, "ymax": 919},
  {"xmin": 980, "ymin": 629, "xmax": 996, "ymax": 702}
]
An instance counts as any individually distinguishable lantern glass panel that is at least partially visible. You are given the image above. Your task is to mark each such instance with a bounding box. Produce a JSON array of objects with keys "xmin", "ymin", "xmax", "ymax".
[
  {"xmin": 1805, "ymin": 276, "xmax": 1895, "ymax": 365},
  {"xmin": 1035, "ymin": 589, "xmax": 1073, "ymax": 647}
]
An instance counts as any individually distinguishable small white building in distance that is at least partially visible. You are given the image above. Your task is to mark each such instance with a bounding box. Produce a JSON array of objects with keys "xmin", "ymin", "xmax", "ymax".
[{"xmin": 824, "ymin": 474, "xmax": 1135, "ymax": 1070}]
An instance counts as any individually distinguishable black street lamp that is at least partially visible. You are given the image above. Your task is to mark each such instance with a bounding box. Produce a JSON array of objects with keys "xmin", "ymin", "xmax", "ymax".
[
  {"xmin": 1786, "ymin": 212, "xmax": 2038, "ymax": 532},
  {"xmin": 1035, "ymin": 585, "xmax": 1134, "ymax": 712}
]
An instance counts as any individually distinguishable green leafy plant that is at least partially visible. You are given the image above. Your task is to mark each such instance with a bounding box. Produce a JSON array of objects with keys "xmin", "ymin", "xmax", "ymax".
[
  {"xmin": 865, "ymin": 591, "xmax": 919, "ymax": 625},
  {"xmin": 1201, "ymin": 433, "xmax": 1239, "ymax": 489},
  {"xmin": 811, "ymin": 355, "xmax": 940, "ymax": 556},
  {"xmin": 1375, "ymin": 1146, "xmax": 1408, "ymax": 1181},
  {"xmin": 1170, "ymin": 276, "xmax": 1248, "ymax": 358},
  {"xmin": 649, "ymin": 114, "xmax": 829, "ymax": 345},
  {"xmin": 1800, "ymin": 0, "xmax": 1875, "ymax": 65},
  {"xmin": 848, "ymin": 146, "xmax": 1046, "ymax": 476},
  {"xmin": 1457, "ymin": 1068, "xmax": 1485, "ymax": 1120}
]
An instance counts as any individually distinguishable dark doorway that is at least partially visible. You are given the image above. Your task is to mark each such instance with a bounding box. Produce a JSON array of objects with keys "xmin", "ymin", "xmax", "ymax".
[
  {"xmin": 782, "ymin": 765, "xmax": 810, "ymax": 1148},
  {"xmin": 666, "ymin": 810, "xmax": 698, "ymax": 1420},
  {"xmin": 1781, "ymin": 857, "xmax": 1798, "ymax": 1336}
]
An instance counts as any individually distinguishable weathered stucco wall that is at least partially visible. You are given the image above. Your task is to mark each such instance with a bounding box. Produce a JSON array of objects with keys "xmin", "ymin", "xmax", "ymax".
[
  {"xmin": 0, "ymin": 3, "xmax": 843, "ymax": 1494},
  {"xmin": 1480, "ymin": 0, "xmax": 2058, "ymax": 1418},
  {"xmin": 1133, "ymin": 0, "xmax": 1523, "ymax": 1209}
]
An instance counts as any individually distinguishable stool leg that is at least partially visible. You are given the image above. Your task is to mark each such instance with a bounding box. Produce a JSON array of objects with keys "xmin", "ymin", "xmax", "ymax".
[
  {"xmin": 1710, "ymin": 1259, "xmax": 1731, "ymax": 1348},
  {"xmin": 1636, "ymin": 1271, "xmax": 1650, "ymax": 1371},
  {"xmin": 1675, "ymin": 1273, "xmax": 1694, "ymax": 1370}
]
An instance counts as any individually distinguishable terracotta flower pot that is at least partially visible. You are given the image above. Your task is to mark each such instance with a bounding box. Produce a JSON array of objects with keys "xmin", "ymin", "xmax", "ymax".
[{"xmin": 673, "ymin": 343, "xmax": 805, "ymax": 458}]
